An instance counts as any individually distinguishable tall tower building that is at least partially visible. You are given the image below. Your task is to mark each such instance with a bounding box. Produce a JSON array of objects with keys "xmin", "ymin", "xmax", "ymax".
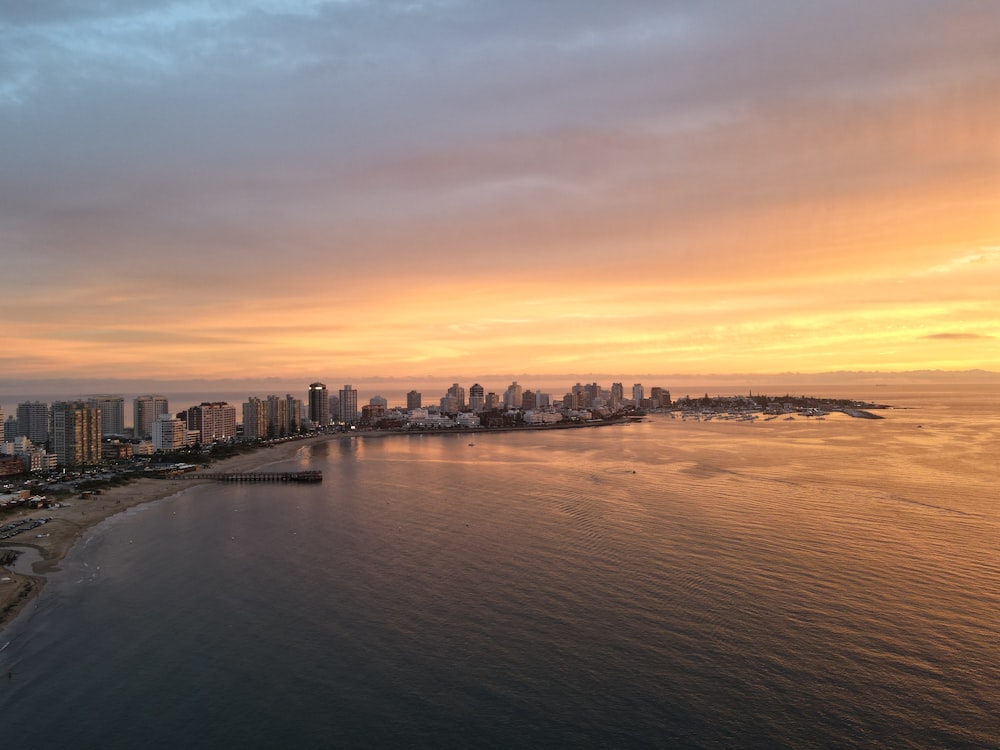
[
  {"xmin": 16, "ymin": 401, "xmax": 50, "ymax": 445},
  {"xmin": 339, "ymin": 385, "xmax": 358, "ymax": 425},
  {"xmin": 266, "ymin": 395, "xmax": 289, "ymax": 437},
  {"xmin": 469, "ymin": 383, "xmax": 485, "ymax": 412},
  {"xmin": 286, "ymin": 395, "xmax": 302, "ymax": 434},
  {"xmin": 632, "ymin": 384, "xmax": 644, "ymax": 404},
  {"xmin": 308, "ymin": 383, "xmax": 329, "ymax": 427},
  {"xmin": 3, "ymin": 416, "xmax": 18, "ymax": 442},
  {"xmin": 242, "ymin": 397, "xmax": 268, "ymax": 439},
  {"xmin": 522, "ymin": 390, "xmax": 537, "ymax": 410},
  {"xmin": 88, "ymin": 395, "xmax": 126, "ymax": 436},
  {"xmin": 447, "ymin": 383, "xmax": 466, "ymax": 411},
  {"xmin": 50, "ymin": 401, "xmax": 102, "ymax": 467},
  {"xmin": 610, "ymin": 383, "xmax": 624, "ymax": 412},
  {"xmin": 586, "ymin": 383, "xmax": 603, "ymax": 408},
  {"xmin": 406, "ymin": 390, "xmax": 422, "ymax": 410},
  {"xmin": 134, "ymin": 395, "xmax": 169, "ymax": 439},
  {"xmin": 504, "ymin": 381, "xmax": 523, "ymax": 410}
]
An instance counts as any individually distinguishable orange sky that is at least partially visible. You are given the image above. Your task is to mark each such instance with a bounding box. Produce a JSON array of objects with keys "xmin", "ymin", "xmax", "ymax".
[{"xmin": 2, "ymin": 2, "xmax": 998, "ymax": 384}]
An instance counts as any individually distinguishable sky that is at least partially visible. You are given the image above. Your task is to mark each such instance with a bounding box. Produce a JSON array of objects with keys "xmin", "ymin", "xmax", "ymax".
[{"xmin": 3, "ymin": 0, "xmax": 999, "ymax": 388}]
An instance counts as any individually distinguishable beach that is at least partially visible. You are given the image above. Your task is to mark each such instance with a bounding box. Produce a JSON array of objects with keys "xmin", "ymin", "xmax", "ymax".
[{"xmin": 0, "ymin": 433, "xmax": 333, "ymax": 633}]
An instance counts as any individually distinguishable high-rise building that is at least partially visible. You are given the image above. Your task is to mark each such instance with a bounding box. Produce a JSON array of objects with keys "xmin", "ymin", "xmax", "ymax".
[
  {"xmin": 88, "ymin": 395, "xmax": 126, "ymax": 436},
  {"xmin": 16, "ymin": 401, "xmax": 50, "ymax": 445},
  {"xmin": 3, "ymin": 416, "xmax": 18, "ymax": 441},
  {"xmin": 586, "ymin": 383, "xmax": 602, "ymax": 408},
  {"xmin": 447, "ymin": 383, "xmax": 466, "ymax": 411},
  {"xmin": 151, "ymin": 413, "xmax": 189, "ymax": 452},
  {"xmin": 134, "ymin": 395, "xmax": 169, "ymax": 439},
  {"xmin": 610, "ymin": 383, "xmax": 624, "ymax": 412},
  {"xmin": 469, "ymin": 383, "xmax": 485, "ymax": 412},
  {"xmin": 286, "ymin": 395, "xmax": 302, "ymax": 434},
  {"xmin": 504, "ymin": 382, "xmax": 523, "ymax": 410},
  {"xmin": 650, "ymin": 387, "xmax": 671, "ymax": 409},
  {"xmin": 339, "ymin": 385, "xmax": 358, "ymax": 425},
  {"xmin": 242, "ymin": 397, "xmax": 268, "ymax": 439},
  {"xmin": 406, "ymin": 390, "xmax": 422, "ymax": 410},
  {"xmin": 50, "ymin": 401, "xmax": 102, "ymax": 467},
  {"xmin": 522, "ymin": 390, "xmax": 537, "ymax": 410},
  {"xmin": 632, "ymin": 384, "xmax": 644, "ymax": 404},
  {"xmin": 308, "ymin": 383, "xmax": 329, "ymax": 427},
  {"xmin": 187, "ymin": 402, "xmax": 237, "ymax": 443},
  {"xmin": 439, "ymin": 395, "xmax": 460, "ymax": 414},
  {"xmin": 266, "ymin": 395, "xmax": 289, "ymax": 437}
]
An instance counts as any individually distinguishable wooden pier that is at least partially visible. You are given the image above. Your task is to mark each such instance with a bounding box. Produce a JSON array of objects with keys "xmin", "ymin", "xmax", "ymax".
[{"xmin": 166, "ymin": 470, "xmax": 322, "ymax": 483}]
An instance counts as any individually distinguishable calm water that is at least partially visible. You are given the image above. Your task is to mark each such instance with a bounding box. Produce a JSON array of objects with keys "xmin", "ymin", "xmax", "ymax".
[{"xmin": 1, "ymin": 386, "xmax": 998, "ymax": 748}]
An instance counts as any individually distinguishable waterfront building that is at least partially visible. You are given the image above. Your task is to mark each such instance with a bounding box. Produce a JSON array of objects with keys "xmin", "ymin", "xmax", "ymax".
[
  {"xmin": 586, "ymin": 383, "xmax": 603, "ymax": 408},
  {"xmin": 287, "ymin": 395, "xmax": 302, "ymax": 433},
  {"xmin": 187, "ymin": 402, "xmax": 237, "ymax": 443},
  {"xmin": 88, "ymin": 395, "xmax": 125, "ymax": 436},
  {"xmin": 151, "ymin": 414, "xmax": 190, "ymax": 452},
  {"xmin": 361, "ymin": 404, "xmax": 386, "ymax": 426},
  {"xmin": 307, "ymin": 383, "xmax": 329, "ymax": 427},
  {"xmin": 469, "ymin": 383, "xmax": 485, "ymax": 412},
  {"xmin": 266, "ymin": 395, "xmax": 289, "ymax": 437},
  {"xmin": 610, "ymin": 383, "xmax": 624, "ymax": 411},
  {"xmin": 242, "ymin": 397, "xmax": 268, "ymax": 439},
  {"xmin": 134, "ymin": 395, "xmax": 169, "ymax": 439},
  {"xmin": 447, "ymin": 384, "xmax": 466, "ymax": 411},
  {"xmin": 406, "ymin": 390, "xmax": 422, "ymax": 410},
  {"xmin": 522, "ymin": 390, "xmax": 537, "ymax": 410},
  {"xmin": 439, "ymin": 395, "xmax": 460, "ymax": 415},
  {"xmin": 632, "ymin": 384, "xmax": 644, "ymax": 404},
  {"xmin": 50, "ymin": 401, "xmax": 102, "ymax": 467},
  {"xmin": 523, "ymin": 410, "xmax": 563, "ymax": 425},
  {"xmin": 537, "ymin": 392, "xmax": 551, "ymax": 408},
  {"xmin": 339, "ymin": 385, "xmax": 358, "ymax": 425},
  {"xmin": 16, "ymin": 401, "xmax": 50, "ymax": 445},
  {"xmin": 455, "ymin": 412, "xmax": 480, "ymax": 428},
  {"xmin": 485, "ymin": 392, "xmax": 499, "ymax": 410},
  {"xmin": 649, "ymin": 387, "xmax": 671, "ymax": 408},
  {"xmin": 504, "ymin": 382, "xmax": 523, "ymax": 410}
]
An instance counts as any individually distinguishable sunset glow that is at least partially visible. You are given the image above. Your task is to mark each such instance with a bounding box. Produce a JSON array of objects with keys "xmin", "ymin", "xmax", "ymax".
[{"xmin": 2, "ymin": 2, "xmax": 998, "ymax": 385}]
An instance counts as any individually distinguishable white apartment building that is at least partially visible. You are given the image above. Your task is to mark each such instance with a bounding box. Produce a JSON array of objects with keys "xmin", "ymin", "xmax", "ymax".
[{"xmin": 152, "ymin": 414, "xmax": 191, "ymax": 452}]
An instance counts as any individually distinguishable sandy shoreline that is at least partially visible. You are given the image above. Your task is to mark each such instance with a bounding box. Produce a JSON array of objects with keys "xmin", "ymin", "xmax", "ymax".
[{"xmin": 0, "ymin": 432, "xmax": 336, "ymax": 635}]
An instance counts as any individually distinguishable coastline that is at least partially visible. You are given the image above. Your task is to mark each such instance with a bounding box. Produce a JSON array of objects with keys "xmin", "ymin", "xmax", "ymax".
[{"xmin": 0, "ymin": 432, "xmax": 336, "ymax": 636}]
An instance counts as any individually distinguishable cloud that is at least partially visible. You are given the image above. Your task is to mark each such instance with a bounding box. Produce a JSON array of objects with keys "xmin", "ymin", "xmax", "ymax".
[{"xmin": 921, "ymin": 333, "xmax": 994, "ymax": 341}]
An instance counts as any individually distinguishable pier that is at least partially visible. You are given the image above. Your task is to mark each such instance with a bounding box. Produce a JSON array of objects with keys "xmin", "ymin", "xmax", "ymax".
[{"xmin": 166, "ymin": 471, "xmax": 323, "ymax": 483}]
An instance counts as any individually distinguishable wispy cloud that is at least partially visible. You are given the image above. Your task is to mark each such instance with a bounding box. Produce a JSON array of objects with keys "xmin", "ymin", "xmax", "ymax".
[{"xmin": 922, "ymin": 333, "xmax": 994, "ymax": 340}]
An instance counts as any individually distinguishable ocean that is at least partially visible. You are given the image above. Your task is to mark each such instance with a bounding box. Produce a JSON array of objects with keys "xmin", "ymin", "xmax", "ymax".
[{"xmin": 1, "ymin": 386, "xmax": 998, "ymax": 748}]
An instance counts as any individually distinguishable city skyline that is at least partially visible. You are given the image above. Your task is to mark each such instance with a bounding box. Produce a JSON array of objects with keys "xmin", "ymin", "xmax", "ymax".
[{"xmin": 3, "ymin": 2, "xmax": 998, "ymax": 381}]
